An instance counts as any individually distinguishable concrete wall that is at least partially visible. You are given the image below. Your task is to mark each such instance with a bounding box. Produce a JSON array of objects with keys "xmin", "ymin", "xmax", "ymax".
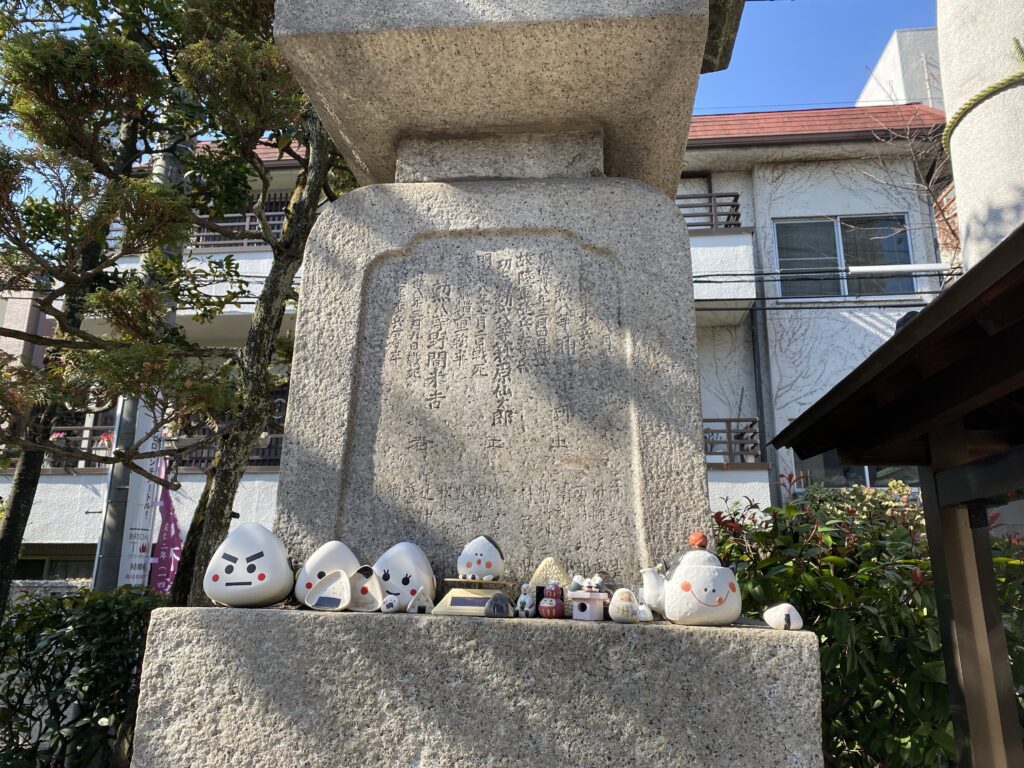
[
  {"xmin": 10, "ymin": 471, "xmax": 279, "ymax": 546},
  {"xmin": 858, "ymin": 28, "xmax": 943, "ymax": 110}
]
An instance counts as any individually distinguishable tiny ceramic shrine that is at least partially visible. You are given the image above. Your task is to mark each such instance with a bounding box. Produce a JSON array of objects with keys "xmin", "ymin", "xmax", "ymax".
[
  {"xmin": 373, "ymin": 542, "xmax": 436, "ymax": 611},
  {"xmin": 203, "ymin": 523, "xmax": 293, "ymax": 608},
  {"xmin": 537, "ymin": 582, "xmax": 565, "ymax": 619},
  {"xmin": 764, "ymin": 603, "xmax": 804, "ymax": 631},
  {"xmin": 294, "ymin": 540, "xmax": 360, "ymax": 603},
  {"xmin": 609, "ymin": 588, "xmax": 641, "ymax": 624},
  {"xmin": 348, "ymin": 565, "xmax": 385, "ymax": 612},
  {"xmin": 641, "ymin": 533, "xmax": 742, "ymax": 626},
  {"xmin": 515, "ymin": 584, "xmax": 536, "ymax": 617},
  {"xmin": 458, "ymin": 535, "xmax": 505, "ymax": 581},
  {"xmin": 568, "ymin": 575, "xmax": 610, "ymax": 622}
]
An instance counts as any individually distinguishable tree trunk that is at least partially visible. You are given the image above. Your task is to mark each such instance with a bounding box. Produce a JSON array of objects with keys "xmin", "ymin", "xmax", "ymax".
[
  {"xmin": 175, "ymin": 115, "xmax": 333, "ymax": 605},
  {"xmin": 0, "ymin": 447, "xmax": 46, "ymax": 623}
]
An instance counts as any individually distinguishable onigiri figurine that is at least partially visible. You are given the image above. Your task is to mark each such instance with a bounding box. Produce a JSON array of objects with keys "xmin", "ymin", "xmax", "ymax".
[
  {"xmin": 458, "ymin": 535, "xmax": 504, "ymax": 581},
  {"xmin": 203, "ymin": 523, "xmax": 293, "ymax": 608},
  {"xmin": 515, "ymin": 583, "xmax": 536, "ymax": 617},
  {"xmin": 373, "ymin": 542, "xmax": 436, "ymax": 611},
  {"xmin": 381, "ymin": 593, "xmax": 402, "ymax": 613},
  {"xmin": 406, "ymin": 588, "xmax": 434, "ymax": 615},
  {"xmin": 609, "ymin": 588, "xmax": 641, "ymax": 624},
  {"xmin": 294, "ymin": 540, "xmax": 360, "ymax": 604},
  {"xmin": 640, "ymin": 532, "xmax": 741, "ymax": 626},
  {"xmin": 484, "ymin": 592, "xmax": 513, "ymax": 618},
  {"xmin": 304, "ymin": 570, "xmax": 352, "ymax": 611},
  {"xmin": 348, "ymin": 565, "xmax": 385, "ymax": 612},
  {"xmin": 763, "ymin": 603, "xmax": 803, "ymax": 630}
]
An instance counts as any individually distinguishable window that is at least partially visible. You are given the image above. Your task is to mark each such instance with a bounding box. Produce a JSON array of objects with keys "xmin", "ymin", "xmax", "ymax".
[
  {"xmin": 794, "ymin": 449, "xmax": 919, "ymax": 490},
  {"xmin": 775, "ymin": 215, "xmax": 913, "ymax": 298}
]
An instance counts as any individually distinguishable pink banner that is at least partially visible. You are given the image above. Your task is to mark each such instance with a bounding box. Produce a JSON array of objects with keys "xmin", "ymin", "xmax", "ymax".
[{"xmin": 148, "ymin": 458, "xmax": 182, "ymax": 592}]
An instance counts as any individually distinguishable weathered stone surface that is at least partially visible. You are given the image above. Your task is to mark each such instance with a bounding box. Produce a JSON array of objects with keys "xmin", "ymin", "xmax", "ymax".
[
  {"xmin": 132, "ymin": 608, "xmax": 824, "ymax": 768},
  {"xmin": 395, "ymin": 132, "xmax": 604, "ymax": 183},
  {"xmin": 274, "ymin": 0, "xmax": 744, "ymax": 196},
  {"xmin": 275, "ymin": 179, "xmax": 707, "ymax": 584},
  {"xmin": 938, "ymin": 0, "xmax": 1024, "ymax": 267}
]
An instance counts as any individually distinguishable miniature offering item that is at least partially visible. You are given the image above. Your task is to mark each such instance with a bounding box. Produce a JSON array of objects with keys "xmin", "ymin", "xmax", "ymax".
[
  {"xmin": 380, "ymin": 594, "xmax": 402, "ymax": 613},
  {"xmin": 304, "ymin": 570, "xmax": 352, "ymax": 611},
  {"xmin": 348, "ymin": 565, "xmax": 385, "ymax": 612},
  {"xmin": 515, "ymin": 584, "xmax": 536, "ymax": 617},
  {"xmin": 637, "ymin": 602, "xmax": 655, "ymax": 622},
  {"xmin": 406, "ymin": 588, "xmax": 434, "ymax": 615},
  {"xmin": 568, "ymin": 577, "xmax": 609, "ymax": 622},
  {"xmin": 609, "ymin": 588, "xmax": 641, "ymax": 624},
  {"xmin": 433, "ymin": 587, "xmax": 505, "ymax": 616},
  {"xmin": 640, "ymin": 531, "xmax": 742, "ymax": 626},
  {"xmin": 458, "ymin": 535, "xmax": 505, "ymax": 580},
  {"xmin": 484, "ymin": 592, "xmax": 513, "ymax": 618},
  {"xmin": 537, "ymin": 582, "xmax": 565, "ymax": 619},
  {"xmin": 373, "ymin": 542, "xmax": 436, "ymax": 611},
  {"xmin": 203, "ymin": 523, "xmax": 293, "ymax": 608},
  {"xmin": 294, "ymin": 541, "xmax": 360, "ymax": 603},
  {"xmin": 763, "ymin": 603, "xmax": 803, "ymax": 630}
]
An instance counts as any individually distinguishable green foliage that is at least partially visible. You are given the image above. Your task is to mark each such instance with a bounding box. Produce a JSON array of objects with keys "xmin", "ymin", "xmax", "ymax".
[
  {"xmin": 0, "ymin": 587, "xmax": 163, "ymax": 767},
  {"xmin": 715, "ymin": 481, "xmax": 1024, "ymax": 767},
  {"xmin": 1, "ymin": 28, "xmax": 163, "ymax": 166}
]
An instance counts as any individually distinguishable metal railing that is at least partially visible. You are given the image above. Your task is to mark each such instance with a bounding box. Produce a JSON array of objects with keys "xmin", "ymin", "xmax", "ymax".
[
  {"xmin": 176, "ymin": 432, "xmax": 285, "ymax": 470},
  {"xmin": 676, "ymin": 193, "xmax": 742, "ymax": 230},
  {"xmin": 703, "ymin": 418, "xmax": 762, "ymax": 465},
  {"xmin": 45, "ymin": 425, "xmax": 115, "ymax": 469},
  {"xmin": 192, "ymin": 193, "xmax": 289, "ymax": 250}
]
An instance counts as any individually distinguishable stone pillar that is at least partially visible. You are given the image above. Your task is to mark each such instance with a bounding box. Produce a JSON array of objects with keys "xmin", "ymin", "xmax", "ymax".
[
  {"xmin": 938, "ymin": 0, "xmax": 1024, "ymax": 268},
  {"xmin": 130, "ymin": 4, "xmax": 825, "ymax": 766},
  {"xmin": 271, "ymin": 0, "xmax": 735, "ymax": 584}
]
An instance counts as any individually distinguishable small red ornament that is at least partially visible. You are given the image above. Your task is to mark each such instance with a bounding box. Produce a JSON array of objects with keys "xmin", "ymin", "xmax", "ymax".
[{"xmin": 688, "ymin": 531, "xmax": 709, "ymax": 549}]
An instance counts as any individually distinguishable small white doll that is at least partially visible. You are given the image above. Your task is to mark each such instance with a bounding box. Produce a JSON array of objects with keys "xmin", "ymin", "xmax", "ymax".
[
  {"xmin": 294, "ymin": 541, "xmax": 360, "ymax": 603},
  {"xmin": 203, "ymin": 523, "xmax": 293, "ymax": 608},
  {"xmin": 458, "ymin": 535, "xmax": 504, "ymax": 581},
  {"xmin": 515, "ymin": 583, "xmax": 536, "ymax": 617},
  {"xmin": 609, "ymin": 588, "xmax": 640, "ymax": 624},
  {"xmin": 373, "ymin": 542, "xmax": 436, "ymax": 611}
]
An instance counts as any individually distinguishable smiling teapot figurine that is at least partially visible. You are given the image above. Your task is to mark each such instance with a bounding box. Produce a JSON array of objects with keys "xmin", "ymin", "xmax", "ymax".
[{"xmin": 640, "ymin": 531, "xmax": 741, "ymax": 626}]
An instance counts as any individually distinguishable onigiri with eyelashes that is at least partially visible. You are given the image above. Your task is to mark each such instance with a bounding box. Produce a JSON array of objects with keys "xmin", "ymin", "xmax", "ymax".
[{"xmin": 372, "ymin": 542, "xmax": 435, "ymax": 611}]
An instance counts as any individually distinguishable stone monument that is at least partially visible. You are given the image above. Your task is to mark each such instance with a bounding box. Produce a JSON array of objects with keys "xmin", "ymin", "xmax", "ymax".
[{"xmin": 131, "ymin": 3, "xmax": 825, "ymax": 766}]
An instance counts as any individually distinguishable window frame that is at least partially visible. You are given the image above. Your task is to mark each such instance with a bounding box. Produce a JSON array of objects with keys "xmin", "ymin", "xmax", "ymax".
[{"xmin": 771, "ymin": 214, "xmax": 918, "ymax": 302}]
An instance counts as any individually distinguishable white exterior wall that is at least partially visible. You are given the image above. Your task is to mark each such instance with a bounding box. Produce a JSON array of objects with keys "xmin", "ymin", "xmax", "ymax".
[
  {"xmin": 750, "ymin": 156, "xmax": 939, "ymax": 477},
  {"xmin": 11, "ymin": 471, "xmax": 279, "ymax": 546},
  {"xmin": 707, "ymin": 467, "xmax": 772, "ymax": 514},
  {"xmin": 697, "ymin": 323, "xmax": 757, "ymax": 420},
  {"xmin": 858, "ymin": 29, "xmax": 943, "ymax": 111}
]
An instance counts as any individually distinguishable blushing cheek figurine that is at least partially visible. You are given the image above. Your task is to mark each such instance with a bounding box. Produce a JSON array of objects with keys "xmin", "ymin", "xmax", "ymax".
[
  {"xmin": 374, "ymin": 541, "xmax": 436, "ymax": 612},
  {"xmin": 203, "ymin": 523, "xmax": 293, "ymax": 608},
  {"xmin": 458, "ymin": 535, "xmax": 504, "ymax": 581}
]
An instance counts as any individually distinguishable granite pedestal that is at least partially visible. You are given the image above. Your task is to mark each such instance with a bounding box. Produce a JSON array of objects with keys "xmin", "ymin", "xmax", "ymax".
[{"xmin": 132, "ymin": 608, "xmax": 824, "ymax": 768}]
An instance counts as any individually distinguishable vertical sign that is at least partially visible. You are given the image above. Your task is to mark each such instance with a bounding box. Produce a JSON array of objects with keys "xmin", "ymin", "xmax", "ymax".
[{"xmin": 117, "ymin": 404, "xmax": 162, "ymax": 586}]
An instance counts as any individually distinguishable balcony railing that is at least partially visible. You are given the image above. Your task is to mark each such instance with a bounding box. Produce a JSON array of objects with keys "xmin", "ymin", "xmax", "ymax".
[
  {"xmin": 676, "ymin": 193, "xmax": 742, "ymax": 230},
  {"xmin": 703, "ymin": 418, "xmax": 762, "ymax": 465},
  {"xmin": 45, "ymin": 425, "xmax": 115, "ymax": 469},
  {"xmin": 192, "ymin": 193, "xmax": 289, "ymax": 251},
  {"xmin": 176, "ymin": 432, "xmax": 285, "ymax": 470}
]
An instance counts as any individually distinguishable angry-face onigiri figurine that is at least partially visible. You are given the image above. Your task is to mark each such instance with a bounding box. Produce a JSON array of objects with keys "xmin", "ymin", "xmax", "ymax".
[{"xmin": 203, "ymin": 523, "xmax": 293, "ymax": 608}]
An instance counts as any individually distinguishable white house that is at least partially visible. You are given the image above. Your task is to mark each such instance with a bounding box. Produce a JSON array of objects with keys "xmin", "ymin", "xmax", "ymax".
[
  {"xmin": 857, "ymin": 28, "xmax": 943, "ymax": 112},
  {"xmin": 3, "ymin": 100, "xmax": 952, "ymax": 581}
]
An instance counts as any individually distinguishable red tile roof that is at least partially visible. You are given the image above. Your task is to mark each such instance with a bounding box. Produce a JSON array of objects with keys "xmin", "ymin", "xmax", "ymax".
[{"xmin": 687, "ymin": 103, "xmax": 946, "ymax": 147}]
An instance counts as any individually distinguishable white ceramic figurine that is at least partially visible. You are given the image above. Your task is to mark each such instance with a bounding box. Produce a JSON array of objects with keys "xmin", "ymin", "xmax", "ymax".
[
  {"xmin": 457, "ymin": 535, "xmax": 504, "ymax": 581},
  {"xmin": 640, "ymin": 531, "xmax": 742, "ymax": 626},
  {"xmin": 348, "ymin": 565, "xmax": 385, "ymax": 612},
  {"xmin": 763, "ymin": 603, "xmax": 804, "ymax": 631},
  {"xmin": 294, "ymin": 541, "xmax": 360, "ymax": 604},
  {"xmin": 515, "ymin": 583, "xmax": 536, "ymax": 617},
  {"xmin": 374, "ymin": 542, "xmax": 436, "ymax": 611},
  {"xmin": 203, "ymin": 523, "xmax": 293, "ymax": 608},
  {"xmin": 609, "ymin": 588, "xmax": 641, "ymax": 624}
]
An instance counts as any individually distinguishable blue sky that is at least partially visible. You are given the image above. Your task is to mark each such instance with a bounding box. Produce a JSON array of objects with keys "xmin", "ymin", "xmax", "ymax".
[{"xmin": 694, "ymin": 0, "xmax": 938, "ymax": 114}]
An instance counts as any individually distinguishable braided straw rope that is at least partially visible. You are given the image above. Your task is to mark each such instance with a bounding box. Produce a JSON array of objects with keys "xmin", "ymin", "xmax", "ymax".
[{"xmin": 943, "ymin": 37, "xmax": 1024, "ymax": 155}]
